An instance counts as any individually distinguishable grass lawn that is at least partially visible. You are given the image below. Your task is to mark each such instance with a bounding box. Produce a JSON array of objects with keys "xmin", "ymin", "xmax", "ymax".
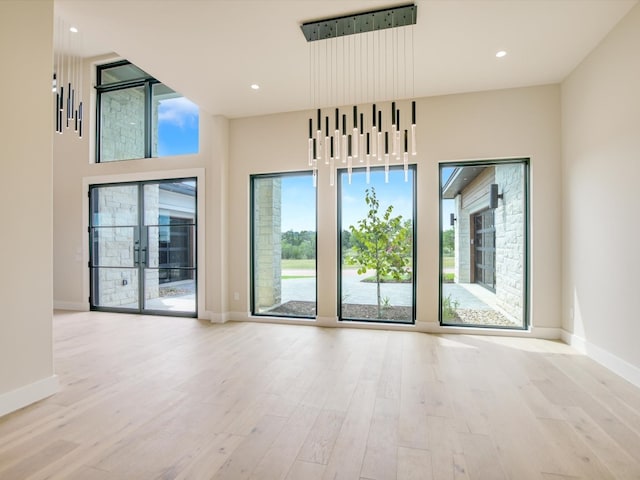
[
  {"xmin": 282, "ymin": 258, "xmax": 315, "ymax": 270},
  {"xmin": 362, "ymin": 273, "xmax": 412, "ymax": 284},
  {"xmin": 442, "ymin": 255, "xmax": 454, "ymax": 268}
]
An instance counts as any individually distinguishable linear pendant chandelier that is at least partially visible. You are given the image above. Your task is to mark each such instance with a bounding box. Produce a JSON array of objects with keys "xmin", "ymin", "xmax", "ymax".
[
  {"xmin": 53, "ymin": 17, "xmax": 84, "ymax": 138},
  {"xmin": 301, "ymin": 4, "xmax": 418, "ymax": 186}
]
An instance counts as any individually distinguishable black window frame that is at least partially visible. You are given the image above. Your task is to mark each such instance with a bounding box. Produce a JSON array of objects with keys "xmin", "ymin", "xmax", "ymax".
[
  {"xmin": 96, "ymin": 60, "xmax": 158, "ymax": 162},
  {"xmin": 249, "ymin": 171, "xmax": 318, "ymax": 319},
  {"xmin": 337, "ymin": 164, "xmax": 417, "ymax": 325},
  {"xmin": 438, "ymin": 158, "xmax": 530, "ymax": 330},
  {"xmin": 96, "ymin": 60, "xmax": 198, "ymax": 163},
  {"xmin": 88, "ymin": 177, "xmax": 198, "ymax": 318}
]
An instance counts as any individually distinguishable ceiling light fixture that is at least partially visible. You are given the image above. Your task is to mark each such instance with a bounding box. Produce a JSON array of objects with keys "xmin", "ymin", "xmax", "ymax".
[
  {"xmin": 301, "ymin": 4, "xmax": 418, "ymax": 187},
  {"xmin": 250, "ymin": 84, "xmax": 260, "ymax": 90},
  {"xmin": 54, "ymin": 17, "xmax": 83, "ymax": 137},
  {"xmin": 496, "ymin": 50, "xmax": 507, "ymax": 58}
]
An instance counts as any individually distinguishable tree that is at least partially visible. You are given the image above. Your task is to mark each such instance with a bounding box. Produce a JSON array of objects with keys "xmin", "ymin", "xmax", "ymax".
[
  {"xmin": 348, "ymin": 187, "xmax": 412, "ymax": 318},
  {"xmin": 442, "ymin": 228, "xmax": 455, "ymax": 255},
  {"xmin": 281, "ymin": 230, "xmax": 316, "ymax": 259}
]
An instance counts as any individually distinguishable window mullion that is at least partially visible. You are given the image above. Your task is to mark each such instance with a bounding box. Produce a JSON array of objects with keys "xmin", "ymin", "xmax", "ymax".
[{"xmin": 144, "ymin": 80, "xmax": 152, "ymax": 158}]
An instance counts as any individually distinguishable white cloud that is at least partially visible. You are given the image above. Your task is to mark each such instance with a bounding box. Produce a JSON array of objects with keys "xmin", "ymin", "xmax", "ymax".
[{"xmin": 158, "ymin": 96, "xmax": 198, "ymax": 128}]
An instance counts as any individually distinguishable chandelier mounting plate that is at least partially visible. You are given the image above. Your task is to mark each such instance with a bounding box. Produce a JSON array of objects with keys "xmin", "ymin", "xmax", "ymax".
[{"xmin": 301, "ymin": 4, "xmax": 417, "ymax": 42}]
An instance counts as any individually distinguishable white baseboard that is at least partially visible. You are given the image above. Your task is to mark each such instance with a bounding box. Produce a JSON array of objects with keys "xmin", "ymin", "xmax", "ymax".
[
  {"xmin": 225, "ymin": 311, "xmax": 248, "ymax": 322},
  {"xmin": 530, "ymin": 326, "xmax": 562, "ymax": 340},
  {"xmin": 0, "ymin": 375, "xmax": 59, "ymax": 418},
  {"xmin": 315, "ymin": 316, "xmax": 338, "ymax": 327},
  {"xmin": 53, "ymin": 301, "xmax": 89, "ymax": 311},
  {"xmin": 561, "ymin": 330, "xmax": 640, "ymax": 388},
  {"xmin": 208, "ymin": 311, "xmax": 231, "ymax": 324}
]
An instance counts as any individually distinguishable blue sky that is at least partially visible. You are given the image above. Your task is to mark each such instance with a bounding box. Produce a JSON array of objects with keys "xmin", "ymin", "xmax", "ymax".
[
  {"xmin": 281, "ymin": 166, "xmax": 456, "ymax": 231},
  {"xmin": 340, "ymin": 168, "xmax": 414, "ymax": 229},
  {"xmin": 440, "ymin": 166, "xmax": 455, "ymax": 230},
  {"xmin": 281, "ymin": 175, "xmax": 317, "ymax": 231},
  {"xmin": 280, "ymin": 168, "xmax": 414, "ymax": 231},
  {"xmin": 157, "ymin": 96, "xmax": 199, "ymax": 157}
]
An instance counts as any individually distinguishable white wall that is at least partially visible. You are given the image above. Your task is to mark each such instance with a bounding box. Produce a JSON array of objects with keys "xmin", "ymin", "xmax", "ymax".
[
  {"xmin": 228, "ymin": 85, "xmax": 563, "ymax": 335},
  {"xmin": 53, "ymin": 56, "xmax": 229, "ymax": 320},
  {"xmin": 0, "ymin": 0, "xmax": 58, "ymax": 416},
  {"xmin": 562, "ymin": 3, "xmax": 640, "ymax": 382},
  {"xmin": 54, "ymin": 73, "xmax": 562, "ymax": 338}
]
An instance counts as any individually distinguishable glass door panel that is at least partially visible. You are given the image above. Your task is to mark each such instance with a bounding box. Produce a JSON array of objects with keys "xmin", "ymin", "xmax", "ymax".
[
  {"xmin": 89, "ymin": 179, "xmax": 197, "ymax": 316},
  {"xmin": 142, "ymin": 180, "xmax": 196, "ymax": 314},
  {"xmin": 89, "ymin": 185, "xmax": 140, "ymax": 311}
]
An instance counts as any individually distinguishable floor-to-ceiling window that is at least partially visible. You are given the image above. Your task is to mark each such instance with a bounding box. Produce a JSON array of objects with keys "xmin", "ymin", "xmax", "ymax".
[
  {"xmin": 251, "ymin": 172, "xmax": 317, "ymax": 318},
  {"xmin": 89, "ymin": 178, "xmax": 197, "ymax": 316},
  {"xmin": 338, "ymin": 165, "xmax": 416, "ymax": 324},
  {"xmin": 440, "ymin": 159, "xmax": 528, "ymax": 328}
]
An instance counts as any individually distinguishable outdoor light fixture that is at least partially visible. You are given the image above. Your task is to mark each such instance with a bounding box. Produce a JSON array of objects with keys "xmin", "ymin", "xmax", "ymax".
[
  {"xmin": 490, "ymin": 183, "xmax": 504, "ymax": 209},
  {"xmin": 450, "ymin": 213, "xmax": 457, "ymax": 227},
  {"xmin": 302, "ymin": 4, "xmax": 418, "ymax": 186},
  {"xmin": 53, "ymin": 17, "xmax": 84, "ymax": 137}
]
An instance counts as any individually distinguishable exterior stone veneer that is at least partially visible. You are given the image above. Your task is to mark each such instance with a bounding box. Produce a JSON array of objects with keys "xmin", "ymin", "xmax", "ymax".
[
  {"xmin": 95, "ymin": 185, "xmax": 159, "ymax": 307},
  {"xmin": 494, "ymin": 164, "xmax": 525, "ymax": 322},
  {"xmin": 253, "ymin": 177, "xmax": 282, "ymax": 311},
  {"xmin": 100, "ymin": 87, "xmax": 160, "ymax": 162},
  {"xmin": 452, "ymin": 164, "xmax": 525, "ymax": 323}
]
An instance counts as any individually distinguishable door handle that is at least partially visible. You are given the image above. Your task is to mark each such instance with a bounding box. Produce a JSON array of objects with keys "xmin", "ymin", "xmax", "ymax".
[
  {"xmin": 141, "ymin": 247, "xmax": 148, "ymax": 267},
  {"xmin": 134, "ymin": 241, "xmax": 140, "ymax": 266}
]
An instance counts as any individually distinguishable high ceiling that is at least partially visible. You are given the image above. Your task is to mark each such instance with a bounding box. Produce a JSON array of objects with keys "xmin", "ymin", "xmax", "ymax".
[{"xmin": 55, "ymin": 0, "xmax": 637, "ymax": 118}]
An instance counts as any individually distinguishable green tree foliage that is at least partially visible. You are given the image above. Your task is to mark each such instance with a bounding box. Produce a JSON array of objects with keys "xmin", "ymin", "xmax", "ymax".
[
  {"xmin": 348, "ymin": 187, "xmax": 412, "ymax": 318},
  {"xmin": 281, "ymin": 230, "xmax": 315, "ymax": 259},
  {"xmin": 442, "ymin": 228, "xmax": 455, "ymax": 255}
]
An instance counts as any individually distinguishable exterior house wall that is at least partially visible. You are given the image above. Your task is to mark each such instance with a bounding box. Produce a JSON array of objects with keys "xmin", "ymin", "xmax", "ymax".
[
  {"xmin": 253, "ymin": 178, "xmax": 282, "ymax": 309},
  {"xmin": 453, "ymin": 164, "xmax": 525, "ymax": 323},
  {"xmin": 100, "ymin": 86, "xmax": 161, "ymax": 162},
  {"xmin": 101, "ymin": 88, "xmax": 146, "ymax": 161},
  {"xmin": 93, "ymin": 184, "xmax": 159, "ymax": 307},
  {"xmin": 455, "ymin": 168, "xmax": 494, "ymax": 283},
  {"xmin": 453, "ymin": 194, "xmax": 463, "ymax": 282},
  {"xmin": 494, "ymin": 164, "xmax": 525, "ymax": 322}
]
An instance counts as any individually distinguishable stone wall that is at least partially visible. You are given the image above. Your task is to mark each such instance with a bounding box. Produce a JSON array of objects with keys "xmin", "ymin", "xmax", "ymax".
[
  {"xmin": 100, "ymin": 86, "xmax": 160, "ymax": 162},
  {"xmin": 100, "ymin": 87, "xmax": 145, "ymax": 161},
  {"xmin": 94, "ymin": 184, "xmax": 159, "ymax": 308},
  {"xmin": 494, "ymin": 164, "xmax": 525, "ymax": 322},
  {"xmin": 253, "ymin": 178, "xmax": 282, "ymax": 310},
  {"xmin": 451, "ymin": 164, "xmax": 525, "ymax": 323},
  {"xmin": 454, "ymin": 168, "xmax": 494, "ymax": 283}
]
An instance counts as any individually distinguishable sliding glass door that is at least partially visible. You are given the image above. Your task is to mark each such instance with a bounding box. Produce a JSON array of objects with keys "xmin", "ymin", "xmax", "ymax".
[{"xmin": 89, "ymin": 178, "xmax": 197, "ymax": 316}]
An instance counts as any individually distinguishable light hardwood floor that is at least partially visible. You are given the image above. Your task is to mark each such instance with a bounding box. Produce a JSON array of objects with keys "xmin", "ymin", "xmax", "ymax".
[{"xmin": 1, "ymin": 311, "xmax": 640, "ymax": 479}]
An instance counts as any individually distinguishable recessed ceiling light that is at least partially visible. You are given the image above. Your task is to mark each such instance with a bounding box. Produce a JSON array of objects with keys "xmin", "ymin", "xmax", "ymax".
[
  {"xmin": 496, "ymin": 50, "xmax": 507, "ymax": 58},
  {"xmin": 69, "ymin": 26, "xmax": 79, "ymax": 33},
  {"xmin": 250, "ymin": 84, "xmax": 260, "ymax": 90}
]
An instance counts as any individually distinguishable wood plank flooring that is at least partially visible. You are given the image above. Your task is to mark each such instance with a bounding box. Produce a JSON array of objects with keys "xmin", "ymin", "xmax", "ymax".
[{"xmin": 1, "ymin": 311, "xmax": 640, "ymax": 479}]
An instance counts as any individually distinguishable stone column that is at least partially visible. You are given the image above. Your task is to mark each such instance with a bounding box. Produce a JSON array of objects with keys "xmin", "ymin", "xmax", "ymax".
[{"xmin": 254, "ymin": 178, "xmax": 282, "ymax": 310}]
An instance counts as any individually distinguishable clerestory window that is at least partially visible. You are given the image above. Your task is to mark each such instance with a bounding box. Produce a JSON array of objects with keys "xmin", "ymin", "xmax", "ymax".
[{"xmin": 96, "ymin": 60, "xmax": 199, "ymax": 163}]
